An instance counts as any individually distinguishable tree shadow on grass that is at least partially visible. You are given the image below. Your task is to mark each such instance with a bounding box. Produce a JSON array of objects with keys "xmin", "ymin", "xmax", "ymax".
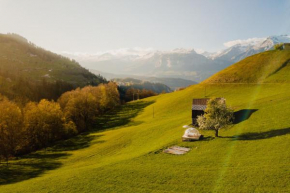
[
  {"xmin": 202, "ymin": 136, "xmax": 215, "ymax": 141},
  {"xmin": 0, "ymin": 101, "xmax": 153, "ymax": 185},
  {"xmin": 0, "ymin": 151, "xmax": 68, "ymax": 185},
  {"xmin": 0, "ymin": 134, "xmax": 104, "ymax": 185},
  {"xmin": 50, "ymin": 134, "xmax": 104, "ymax": 152},
  {"xmin": 236, "ymin": 127, "xmax": 290, "ymax": 140},
  {"xmin": 94, "ymin": 100, "xmax": 155, "ymax": 131},
  {"xmin": 233, "ymin": 109, "xmax": 258, "ymax": 124}
]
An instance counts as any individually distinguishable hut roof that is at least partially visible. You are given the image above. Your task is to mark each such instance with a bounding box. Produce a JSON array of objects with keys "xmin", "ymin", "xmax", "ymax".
[
  {"xmin": 192, "ymin": 98, "xmax": 209, "ymax": 110},
  {"xmin": 192, "ymin": 98, "xmax": 225, "ymax": 111},
  {"xmin": 192, "ymin": 98, "xmax": 209, "ymax": 105}
]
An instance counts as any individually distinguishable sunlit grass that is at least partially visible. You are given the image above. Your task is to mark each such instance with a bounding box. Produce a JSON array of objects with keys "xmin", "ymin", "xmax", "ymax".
[
  {"xmin": 1, "ymin": 50, "xmax": 290, "ymax": 192},
  {"xmin": 0, "ymin": 82, "xmax": 289, "ymax": 193}
]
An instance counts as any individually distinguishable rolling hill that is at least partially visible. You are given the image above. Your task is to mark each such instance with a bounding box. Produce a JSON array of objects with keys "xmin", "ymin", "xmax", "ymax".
[
  {"xmin": 0, "ymin": 34, "xmax": 106, "ymax": 101},
  {"xmin": 0, "ymin": 50, "xmax": 290, "ymax": 192},
  {"xmin": 204, "ymin": 50, "xmax": 290, "ymax": 83}
]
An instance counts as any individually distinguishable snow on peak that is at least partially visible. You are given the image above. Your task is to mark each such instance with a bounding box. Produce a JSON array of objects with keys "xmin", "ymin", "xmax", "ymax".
[
  {"xmin": 268, "ymin": 35, "xmax": 290, "ymax": 43},
  {"xmin": 223, "ymin": 37, "xmax": 266, "ymax": 48},
  {"xmin": 61, "ymin": 35, "xmax": 290, "ymax": 63},
  {"xmin": 208, "ymin": 35, "xmax": 290, "ymax": 60},
  {"xmin": 167, "ymin": 48, "xmax": 196, "ymax": 54}
]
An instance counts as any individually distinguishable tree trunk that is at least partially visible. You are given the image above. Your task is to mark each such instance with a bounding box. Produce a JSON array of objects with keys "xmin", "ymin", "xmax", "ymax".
[{"xmin": 215, "ymin": 130, "xmax": 219, "ymax": 137}]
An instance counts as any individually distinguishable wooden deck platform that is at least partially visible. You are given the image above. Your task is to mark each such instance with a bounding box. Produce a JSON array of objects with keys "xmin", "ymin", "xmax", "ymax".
[{"xmin": 163, "ymin": 146, "xmax": 191, "ymax": 155}]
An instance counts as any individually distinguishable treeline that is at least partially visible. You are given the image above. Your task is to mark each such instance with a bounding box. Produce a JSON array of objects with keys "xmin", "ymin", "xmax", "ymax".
[
  {"xmin": 118, "ymin": 87, "xmax": 157, "ymax": 102},
  {"xmin": 0, "ymin": 68, "xmax": 107, "ymax": 104},
  {"xmin": 0, "ymin": 77, "xmax": 74, "ymax": 104},
  {"xmin": 0, "ymin": 82, "xmax": 120, "ymax": 163}
]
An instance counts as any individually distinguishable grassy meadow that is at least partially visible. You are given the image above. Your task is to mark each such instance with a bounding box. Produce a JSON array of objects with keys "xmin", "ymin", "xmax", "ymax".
[
  {"xmin": 1, "ymin": 50, "xmax": 290, "ymax": 192},
  {"xmin": 0, "ymin": 83, "xmax": 289, "ymax": 192}
]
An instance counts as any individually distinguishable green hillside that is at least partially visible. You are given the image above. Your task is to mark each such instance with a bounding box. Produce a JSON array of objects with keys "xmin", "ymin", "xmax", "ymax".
[
  {"xmin": 0, "ymin": 34, "xmax": 105, "ymax": 101},
  {"xmin": 1, "ymin": 50, "xmax": 290, "ymax": 192},
  {"xmin": 204, "ymin": 50, "xmax": 290, "ymax": 83}
]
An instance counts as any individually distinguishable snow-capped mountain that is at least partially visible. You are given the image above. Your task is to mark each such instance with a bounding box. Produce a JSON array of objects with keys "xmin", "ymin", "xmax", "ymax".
[
  {"xmin": 62, "ymin": 35, "xmax": 290, "ymax": 82},
  {"xmin": 63, "ymin": 48, "xmax": 229, "ymax": 82},
  {"xmin": 207, "ymin": 35, "xmax": 290, "ymax": 63}
]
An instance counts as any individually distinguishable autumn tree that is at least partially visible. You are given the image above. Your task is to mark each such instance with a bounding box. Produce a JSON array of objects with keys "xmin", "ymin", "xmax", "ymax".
[
  {"xmin": 23, "ymin": 99, "xmax": 77, "ymax": 151},
  {"xmin": 82, "ymin": 83, "xmax": 120, "ymax": 113},
  {"xmin": 0, "ymin": 96, "xmax": 23, "ymax": 163},
  {"xmin": 58, "ymin": 83, "xmax": 120, "ymax": 132},
  {"xmin": 62, "ymin": 88, "xmax": 99, "ymax": 132},
  {"xmin": 102, "ymin": 82, "xmax": 120, "ymax": 110},
  {"xmin": 0, "ymin": 82, "xmax": 120, "ymax": 158},
  {"xmin": 197, "ymin": 98, "xmax": 233, "ymax": 137},
  {"xmin": 57, "ymin": 88, "xmax": 80, "ymax": 109}
]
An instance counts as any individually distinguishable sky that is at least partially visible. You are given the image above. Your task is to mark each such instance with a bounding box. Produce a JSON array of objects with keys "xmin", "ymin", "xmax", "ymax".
[{"xmin": 0, "ymin": 0, "xmax": 290, "ymax": 54}]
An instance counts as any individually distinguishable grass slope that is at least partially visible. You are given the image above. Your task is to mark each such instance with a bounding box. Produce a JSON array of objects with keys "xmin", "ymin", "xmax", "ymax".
[
  {"xmin": 1, "ymin": 51, "xmax": 290, "ymax": 192},
  {"xmin": 205, "ymin": 50, "xmax": 290, "ymax": 83}
]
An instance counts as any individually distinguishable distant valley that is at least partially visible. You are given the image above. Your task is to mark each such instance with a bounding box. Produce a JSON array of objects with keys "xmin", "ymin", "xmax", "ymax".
[
  {"xmin": 90, "ymin": 69, "xmax": 197, "ymax": 90},
  {"xmin": 64, "ymin": 35, "xmax": 290, "ymax": 82}
]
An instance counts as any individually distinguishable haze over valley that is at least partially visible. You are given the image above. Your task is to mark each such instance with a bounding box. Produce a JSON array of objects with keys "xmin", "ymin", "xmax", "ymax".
[{"xmin": 63, "ymin": 35, "xmax": 290, "ymax": 82}]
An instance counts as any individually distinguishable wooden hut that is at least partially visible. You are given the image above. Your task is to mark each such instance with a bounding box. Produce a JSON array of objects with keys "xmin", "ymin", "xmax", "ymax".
[
  {"xmin": 192, "ymin": 98, "xmax": 209, "ymax": 125},
  {"xmin": 192, "ymin": 98, "xmax": 225, "ymax": 125},
  {"xmin": 283, "ymin": 43, "xmax": 290, "ymax": 50}
]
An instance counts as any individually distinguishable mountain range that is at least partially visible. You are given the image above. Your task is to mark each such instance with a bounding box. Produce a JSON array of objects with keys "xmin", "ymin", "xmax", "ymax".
[{"xmin": 63, "ymin": 35, "xmax": 290, "ymax": 82}]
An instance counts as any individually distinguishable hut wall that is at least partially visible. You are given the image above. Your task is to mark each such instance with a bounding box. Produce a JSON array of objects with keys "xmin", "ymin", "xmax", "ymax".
[
  {"xmin": 191, "ymin": 98, "xmax": 226, "ymax": 125},
  {"xmin": 192, "ymin": 110, "xmax": 205, "ymax": 125}
]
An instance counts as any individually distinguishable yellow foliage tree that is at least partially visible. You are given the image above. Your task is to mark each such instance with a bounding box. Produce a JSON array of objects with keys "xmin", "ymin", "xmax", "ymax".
[
  {"xmin": 0, "ymin": 96, "xmax": 23, "ymax": 163},
  {"xmin": 58, "ymin": 83, "xmax": 120, "ymax": 132},
  {"xmin": 23, "ymin": 99, "xmax": 77, "ymax": 151}
]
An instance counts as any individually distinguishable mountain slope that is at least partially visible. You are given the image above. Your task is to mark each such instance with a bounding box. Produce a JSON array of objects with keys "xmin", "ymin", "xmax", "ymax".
[
  {"xmin": 0, "ymin": 34, "xmax": 104, "ymax": 85},
  {"xmin": 204, "ymin": 50, "xmax": 290, "ymax": 83},
  {"xmin": 0, "ymin": 34, "xmax": 106, "ymax": 101},
  {"xmin": 1, "ymin": 50, "xmax": 290, "ymax": 192}
]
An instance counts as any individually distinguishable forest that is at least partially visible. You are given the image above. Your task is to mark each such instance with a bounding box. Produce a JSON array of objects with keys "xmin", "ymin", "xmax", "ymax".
[
  {"xmin": 0, "ymin": 33, "xmax": 158, "ymax": 164},
  {"xmin": 0, "ymin": 82, "xmax": 120, "ymax": 163}
]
